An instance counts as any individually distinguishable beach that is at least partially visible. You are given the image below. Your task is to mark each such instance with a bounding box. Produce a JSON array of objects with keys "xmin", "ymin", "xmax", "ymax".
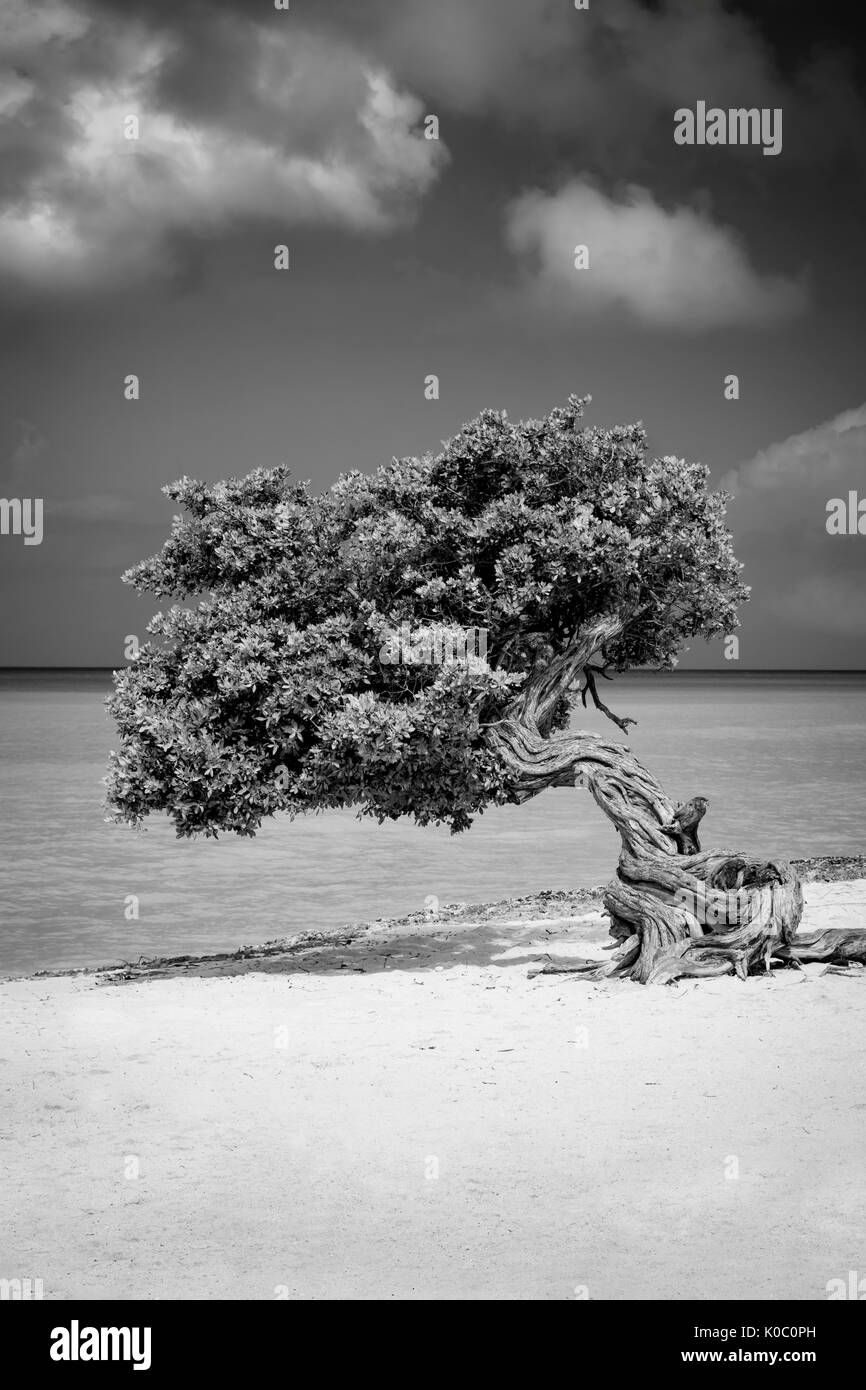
[{"xmin": 3, "ymin": 874, "xmax": 865, "ymax": 1301}]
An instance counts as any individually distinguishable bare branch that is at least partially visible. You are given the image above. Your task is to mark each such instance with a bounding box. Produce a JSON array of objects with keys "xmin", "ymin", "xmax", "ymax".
[
  {"xmin": 581, "ymin": 666, "xmax": 637, "ymax": 734},
  {"xmin": 585, "ymin": 661, "xmax": 614, "ymax": 682}
]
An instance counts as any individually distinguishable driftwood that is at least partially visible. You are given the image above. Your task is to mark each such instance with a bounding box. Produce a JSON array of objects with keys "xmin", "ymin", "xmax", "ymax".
[{"xmin": 488, "ymin": 615, "xmax": 866, "ymax": 985}]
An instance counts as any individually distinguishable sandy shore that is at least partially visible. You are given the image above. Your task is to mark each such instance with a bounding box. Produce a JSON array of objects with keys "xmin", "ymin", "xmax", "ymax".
[{"xmin": 2, "ymin": 875, "xmax": 865, "ymax": 1300}]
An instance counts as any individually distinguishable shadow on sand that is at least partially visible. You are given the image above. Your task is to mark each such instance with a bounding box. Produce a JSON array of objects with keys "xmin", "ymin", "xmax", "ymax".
[
  {"xmin": 75, "ymin": 890, "xmax": 612, "ymax": 986},
  {"xmin": 30, "ymin": 858, "xmax": 860, "ymax": 988}
]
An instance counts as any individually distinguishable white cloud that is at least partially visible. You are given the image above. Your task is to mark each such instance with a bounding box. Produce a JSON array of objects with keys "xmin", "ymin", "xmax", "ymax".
[
  {"xmin": 722, "ymin": 405, "xmax": 866, "ymax": 494},
  {"xmin": 504, "ymin": 178, "xmax": 807, "ymax": 329},
  {"xmin": 722, "ymin": 407, "xmax": 866, "ymax": 661},
  {"xmin": 0, "ymin": 4, "xmax": 448, "ymax": 287}
]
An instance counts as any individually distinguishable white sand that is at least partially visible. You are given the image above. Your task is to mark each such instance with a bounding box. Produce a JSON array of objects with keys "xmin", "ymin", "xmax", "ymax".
[{"xmin": 1, "ymin": 882, "xmax": 865, "ymax": 1301}]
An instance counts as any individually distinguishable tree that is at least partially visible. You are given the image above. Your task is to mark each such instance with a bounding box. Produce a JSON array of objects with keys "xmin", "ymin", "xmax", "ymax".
[{"xmin": 107, "ymin": 395, "xmax": 864, "ymax": 982}]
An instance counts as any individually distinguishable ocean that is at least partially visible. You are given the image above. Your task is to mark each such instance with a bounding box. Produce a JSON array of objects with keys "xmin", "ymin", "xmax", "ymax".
[{"xmin": 0, "ymin": 670, "xmax": 863, "ymax": 978}]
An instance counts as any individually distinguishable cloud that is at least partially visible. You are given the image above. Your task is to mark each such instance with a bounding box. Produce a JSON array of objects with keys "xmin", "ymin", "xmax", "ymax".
[
  {"xmin": 0, "ymin": 0, "xmax": 87, "ymax": 47},
  {"xmin": 722, "ymin": 407, "xmax": 866, "ymax": 660},
  {"xmin": 0, "ymin": 1, "xmax": 448, "ymax": 288},
  {"xmin": 322, "ymin": 0, "xmax": 866, "ymax": 166},
  {"xmin": 722, "ymin": 405, "xmax": 866, "ymax": 495},
  {"xmin": 504, "ymin": 178, "xmax": 807, "ymax": 329}
]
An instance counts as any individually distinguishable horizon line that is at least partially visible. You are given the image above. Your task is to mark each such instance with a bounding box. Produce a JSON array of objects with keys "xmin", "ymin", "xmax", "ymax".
[{"xmin": 2, "ymin": 666, "xmax": 865, "ymax": 676}]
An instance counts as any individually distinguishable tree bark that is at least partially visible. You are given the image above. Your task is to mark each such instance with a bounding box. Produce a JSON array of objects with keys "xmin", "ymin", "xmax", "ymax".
[{"xmin": 488, "ymin": 617, "xmax": 866, "ymax": 985}]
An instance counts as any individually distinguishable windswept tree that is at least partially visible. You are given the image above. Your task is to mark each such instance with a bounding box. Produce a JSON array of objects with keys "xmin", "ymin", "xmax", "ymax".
[{"xmin": 108, "ymin": 395, "xmax": 863, "ymax": 982}]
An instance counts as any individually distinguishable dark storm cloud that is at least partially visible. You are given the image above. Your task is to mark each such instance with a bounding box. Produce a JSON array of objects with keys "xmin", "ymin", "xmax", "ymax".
[{"xmin": 307, "ymin": 0, "xmax": 866, "ymax": 167}]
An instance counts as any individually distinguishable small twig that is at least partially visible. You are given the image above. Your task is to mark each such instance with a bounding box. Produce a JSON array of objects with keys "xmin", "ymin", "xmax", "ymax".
[
  {"xmin": 584, "ymin": 661, "xmax": 614, "ymax": 682},
  {"xmin": 580, "ymin": 667, "xmax": 637, "ymax": 734}
]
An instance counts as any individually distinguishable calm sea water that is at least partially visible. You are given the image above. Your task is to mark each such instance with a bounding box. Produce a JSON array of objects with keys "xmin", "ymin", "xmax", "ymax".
[{"xmin": 0, "ymin": 670, "xmax": 863, "ymax": 978}]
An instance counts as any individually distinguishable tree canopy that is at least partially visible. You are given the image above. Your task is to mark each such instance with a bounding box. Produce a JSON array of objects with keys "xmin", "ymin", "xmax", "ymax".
[{"xmin": 107, "ymin": 394, "xmax": 747, "ymax": 837}]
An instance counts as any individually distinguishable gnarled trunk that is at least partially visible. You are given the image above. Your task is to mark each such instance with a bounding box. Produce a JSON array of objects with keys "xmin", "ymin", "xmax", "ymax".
[{"xmin": 488, "ymin": 617, "xmax": 865, "ymax": 985}]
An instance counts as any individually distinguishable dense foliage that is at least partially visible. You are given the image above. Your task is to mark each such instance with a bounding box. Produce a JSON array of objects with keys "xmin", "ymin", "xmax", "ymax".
[{"xmin": 107, "ymin": 395, "xmax": 747, "ymax": 836}]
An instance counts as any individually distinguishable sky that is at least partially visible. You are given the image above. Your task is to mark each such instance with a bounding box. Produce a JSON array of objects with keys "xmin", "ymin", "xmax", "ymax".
[{"xmin": 1, "ymin": 0, "xmax": 864, "ymax": 668}]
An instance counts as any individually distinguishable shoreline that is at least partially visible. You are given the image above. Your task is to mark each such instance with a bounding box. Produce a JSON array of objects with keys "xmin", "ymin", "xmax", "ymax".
[{"xmin": 10, "ymin": 852, "xmax": 866, "ymax": 986}]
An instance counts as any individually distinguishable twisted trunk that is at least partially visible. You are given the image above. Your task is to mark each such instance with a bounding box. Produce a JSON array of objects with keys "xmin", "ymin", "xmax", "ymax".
[{"xmin": 488, "ymin": 616, "xmax": 865, "ymax": 985}]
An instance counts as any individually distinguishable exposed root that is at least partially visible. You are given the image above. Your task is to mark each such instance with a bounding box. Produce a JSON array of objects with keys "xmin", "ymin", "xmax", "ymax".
[
  {"xmin": 487, "ymin": 614, "xmax": 866, "ymax": 986},
  {"xmin": 776, "ymin": 929, "xmax": 866, "ymax": 966}
]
